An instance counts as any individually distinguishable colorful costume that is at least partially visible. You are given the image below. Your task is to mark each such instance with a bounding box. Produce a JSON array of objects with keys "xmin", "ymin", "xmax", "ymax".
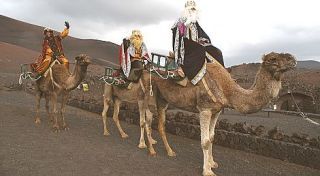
[
  {"xmin": 119, "ymin": 30, "xmax": 150, "ymax": 82},
  {"xmin": 171, "ymin": 0, "xmax": 224, "ymax": 84},
  {"xmin": 31, "ymin": 22, "xmax": 70, "ymax": 75}
]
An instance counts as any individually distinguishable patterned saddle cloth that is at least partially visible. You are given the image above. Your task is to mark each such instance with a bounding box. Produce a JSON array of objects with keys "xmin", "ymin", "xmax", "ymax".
[
  {"xmin": 100, "ymin": 67, "xmax": 130, "ymax": 88},
  {"xmin": 149, "ymin": 53, "xmax": 184, "ymax": 81}
]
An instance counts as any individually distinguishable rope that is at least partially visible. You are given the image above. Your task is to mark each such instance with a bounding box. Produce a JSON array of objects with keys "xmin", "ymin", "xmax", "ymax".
[
  {"xmin": 49, "ymin": 68, "xmax": 63, "ymax": 90},
  {"xmin": 201, "ymin": 78, "xmax": 217, "ymax": 103},
  {"xmin": 139, "ymin": 79, "xmax": 146, "ymax": 94},
  {"xmin": 289, "ymin": 92, "xmax": 320, "ymax": 126},
  {"xmin": 99, "ymin": 75, "xmax": 127, "ymax": 86},
  {"xmin": 18, "ymin": 72, "xmax": 42, "ymax": 85},
  {"xmin": 149, "ymin": 68, "xmax": 153, "ymax": 96},
  {"xmin": 149, "ymin": 66, "xmax": 169, "ymax": 80},
  {"xmin": 99, "ymin": 76, "xmax": 114, "ymax": 85}
]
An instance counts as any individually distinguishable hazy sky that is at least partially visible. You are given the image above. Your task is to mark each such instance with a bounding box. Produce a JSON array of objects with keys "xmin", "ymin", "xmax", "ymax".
[{"xmin": 1, "ymin": 0, "xmax": 320, "ymax": 66}]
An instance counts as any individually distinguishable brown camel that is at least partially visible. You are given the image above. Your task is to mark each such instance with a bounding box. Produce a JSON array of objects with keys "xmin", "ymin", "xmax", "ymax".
[
  {"xmin": 101, "ymin": 80, "xmax": 157, "ymax": 148},
  {"xmin": 34, "ymin": 54, "xmax": 91, "ymax": 131},
  {"xmin": 141, "ymin": 52, "xmax": 296, "ymax": 176}
]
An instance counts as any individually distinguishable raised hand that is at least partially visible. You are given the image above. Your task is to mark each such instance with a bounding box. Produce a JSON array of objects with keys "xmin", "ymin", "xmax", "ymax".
[{"xmin": 65, "ymin": 21, "xmax": 70, "ymax": 29}]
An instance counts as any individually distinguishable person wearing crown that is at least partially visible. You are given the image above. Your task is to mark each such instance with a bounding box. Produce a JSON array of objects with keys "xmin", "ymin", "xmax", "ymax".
[
  {"xmin": 119, "ymin": 30, "xmax": 150, "ymax": 82},
  {"xmin": 31, "ymin": 22, "xmax": 70, "ymax": 75},
  {"xmin": 171, "ymin": 0, "xmax": 225, "ymax": 84}
]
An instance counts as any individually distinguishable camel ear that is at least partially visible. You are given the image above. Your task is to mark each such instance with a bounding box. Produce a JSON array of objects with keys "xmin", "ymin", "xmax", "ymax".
[
  {"xmin": 262, "ymin": 52, "xmax": 277, "ymax": 64},
  {"xmin": 262, "ymin": 54, "xmax": 267, "ymax": 62}
]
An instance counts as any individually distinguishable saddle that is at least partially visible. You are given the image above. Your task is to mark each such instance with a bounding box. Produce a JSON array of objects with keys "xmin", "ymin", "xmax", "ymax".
[
  {"xmin": 101, "ymin": 60, "xmax": 144, "ymax": 89},
  {"xmin": 101, "ymin": 67, "xmax": 130, "ymax": 88},
  {"xmin": 149, "ymin": 53, "xmax": 188, "ymax": 86}
]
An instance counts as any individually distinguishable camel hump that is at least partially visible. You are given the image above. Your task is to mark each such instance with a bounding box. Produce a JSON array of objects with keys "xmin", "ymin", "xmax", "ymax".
[{"xmin": 51, "ymin": 64, "xmax": 70, "ymax": 81}]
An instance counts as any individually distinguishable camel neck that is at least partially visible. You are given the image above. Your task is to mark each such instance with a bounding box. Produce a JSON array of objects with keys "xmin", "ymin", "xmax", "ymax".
[
  {"xmin": 228, "ymin": 67, "xmax": 281, "ymax": 114},
  {"xmin": 66, "ymin": 63, "xmax": 87, "ymax": 91}
]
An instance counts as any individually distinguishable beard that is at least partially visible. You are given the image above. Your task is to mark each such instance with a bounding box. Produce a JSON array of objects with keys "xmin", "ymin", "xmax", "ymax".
[
  {"xmin": 183, "ymin": 9, "xmax": 199, "ymax": 25},
  {"xmin": 131, "ymin": 37, "xmax": 143, "ymax": 50}
]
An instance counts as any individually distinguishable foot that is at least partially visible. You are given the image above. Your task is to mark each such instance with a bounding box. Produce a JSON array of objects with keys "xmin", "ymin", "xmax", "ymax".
[
  {"xmin": 52, "ymin": 125, "xmax": 59, "ymax": 133},
  {"xmin": 103, "ymin": 131, "xmax": 110, "ymax": 136},
  {"xmin": 120, "ymin": 133, "xmax": 129, "ymax": 139},
  {"xmin": 177, "ymin": 67, "xmax": 185, "ymax": 77},
  {"xmin": 150, "ymin": 138, "xmax": 157, "ymax": 145},
  {"xmin": 62, "ymin": 124, "xmax": 69, "ymax": 131},
  {"xmin": 209, "ymin": 160, "xmax": 219, "ymax": 169},
  {"xmin": 203, "ymin": 169, "xmax": 216, "ymax": 176},
  {"xmin": 167, "ymin": 150, "xmax": 177, "ymax": 157},
  {"xmin": 138, "ymin": 142, "xmax": 147, "ymax": 149},
  {"xmin": 34, "ymin": 118, "xmax": 41, "ymax": 124},
  {"xmin": 149, "ymin": 149, "xmax": 157, "ymax": 156}
]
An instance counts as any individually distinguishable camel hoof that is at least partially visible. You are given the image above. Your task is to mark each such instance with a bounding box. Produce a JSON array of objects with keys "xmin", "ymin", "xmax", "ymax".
[
  {"xmin": 63, "ymin": 126, "xmax": 69, "ymax": 131},
  {"xmin": 104, "ymin": 132, "xmax": 110, "ymax": 136},
  {"xmin": 138, "ymin": 143, "xmax": 147, "ymax": 149},
  {"xmin": 203, "ymin": 170, "xmax": 216, "ymax": 176},
  {"xmin": 34, "ymin": 118, "xmax": 41, "ymax": 124},
  {"xmin": 121, "ymin": 133, "xmax": 129, "ymax": 139},
  {"xmin": 52, "ymin": 126, "xmax": 60, "ymax": 133},
  {"xmin": 167, "ymin": 150, "xmax": 177, "ymax": 157},
  {"xmin": 150, "ymin": 138, "xmax": 157, "ymax": 145},
  {"xmin": 210, "ymin": 161, "xmax": 219, "ymax": 169},
  {"xmin": 149, "ymin": 150, "xmax": 157, "ymax": 156}
]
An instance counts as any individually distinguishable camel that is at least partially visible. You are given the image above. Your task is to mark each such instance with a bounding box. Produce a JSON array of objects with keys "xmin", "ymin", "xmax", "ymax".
[
  {"xmin": 34, "ymin": 54, "xmax": 91, "ymax": 131},
  {"xmin": 141, "ymin": 52, "xmax": 296, "ymax": 176},
  {"xmin": 101, "ymin": 80, "xmax": 157, "ymax": 149}
]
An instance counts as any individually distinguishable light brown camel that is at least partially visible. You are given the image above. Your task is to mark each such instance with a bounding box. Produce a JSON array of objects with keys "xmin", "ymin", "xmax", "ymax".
[
  {"xmin": 101, "ymin": 81, "xmax": 157, "ymax": 148},
  {"xmin": 34, "ymin": 54, "xmax": 91, "ymax": 131},
  {"xmin": 141, "ymin": 52, "xmax": 296, "ymax": 176}
]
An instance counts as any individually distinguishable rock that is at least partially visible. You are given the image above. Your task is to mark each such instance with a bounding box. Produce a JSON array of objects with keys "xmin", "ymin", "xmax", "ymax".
[
  {"xmin": 233, "ymin": 122, "xmax": 250, "ymax": 134},
  {"xmin": 268, "ymin": 126, "xmax": 284, "ymax": 140},
  {"xmin": 218, "ymin": 119, "xmax": 233, "ymax": 131},
  {"xmin": 291, "ymin": 133, "xmax": 310, "ymax": 146},
  {"xmin": 253, "ymin": 125, "xmax": 266, "ymax": 136}
]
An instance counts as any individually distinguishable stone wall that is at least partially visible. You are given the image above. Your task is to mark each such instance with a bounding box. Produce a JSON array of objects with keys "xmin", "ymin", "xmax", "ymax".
[
  {"xmin": 16, "ymin": 74, "xmax": 320, "ymax": 170},
  {"xmin": 67, "ymin": 98, "xmax": 320, "ymax": 170}
]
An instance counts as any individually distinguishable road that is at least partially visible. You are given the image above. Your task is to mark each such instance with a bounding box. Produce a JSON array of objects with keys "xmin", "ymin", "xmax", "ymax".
[{"xmin": 0, "ymin": 89, "xmax": 319, "ymax": 176}]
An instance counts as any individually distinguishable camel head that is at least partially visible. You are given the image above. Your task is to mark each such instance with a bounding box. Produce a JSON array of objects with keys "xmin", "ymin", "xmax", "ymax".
[
  {"xmin": 261, "ymin": 52, "xmax": 296, "ymax": 80},
  {"xmin": 75, "ymin": 54, "xmax": 91, "ymax": 66}
]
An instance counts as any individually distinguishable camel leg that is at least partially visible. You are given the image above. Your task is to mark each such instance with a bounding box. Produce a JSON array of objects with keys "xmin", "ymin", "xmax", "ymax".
[
  {"xmin": 208, "ymin": 111, "xmax": 220, "ymax": 169},
  {"xmin": 199, "ymin": 110, "xmax": 215, "ymax": 176},
  {"xmin": 101, "ymin": 94, "xmax": 111, "ymax": 136},
  {"xmin": 60, "ymin": 93, "xmax": 69, "ymax": 130},
  {"xmin": 138, "ymin": 101, "xmax": 156, "ymax": 155},
  {"xmin": 51, "ymin": 92, "xmax": 59, "ymax": 132},
  {"xmin": 45, "ymin": 94, "xmax": 53, "ymax": 123},
  {"xmin": 158, "ymin": 105, "xmax": 176, "ymax": 157},
  {"xmin": 113, "ymin": 99, "xmax": 128, "ymax": 138},
  {"xmin": 34, "ymin": 92, "xmax": 42, "ymax": 124},
  {"xmin": 145, "ymin": 109, "xmax": 157, "ymax": 144},
  {"xmin": 137, "ymin": 100, "xmax": 147, "ymax": 148}
]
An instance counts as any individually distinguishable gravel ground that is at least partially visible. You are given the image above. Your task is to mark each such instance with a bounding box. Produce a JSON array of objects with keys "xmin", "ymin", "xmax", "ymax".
[{"xmin": 0, "ymin": 89, "xmax": 319, "ymax": 176}]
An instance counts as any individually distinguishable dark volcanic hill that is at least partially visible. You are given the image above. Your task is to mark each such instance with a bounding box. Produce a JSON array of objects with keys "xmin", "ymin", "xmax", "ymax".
[
  {"xmin": 0, "ymin": 15, "xmax": 119, "ymax": 66},
  {"xmin": 0, "ymin": 42, "xmax": 39, "ymax": 73},
  {"xmin": 297, "ymin": 60, "xmax": 320, "ymax": 70}
]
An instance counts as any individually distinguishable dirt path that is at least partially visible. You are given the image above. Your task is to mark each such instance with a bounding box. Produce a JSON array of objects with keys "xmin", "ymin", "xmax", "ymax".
[{"xmin": 1, "ymin": 89, "xmax": 319, "ymax": 176}]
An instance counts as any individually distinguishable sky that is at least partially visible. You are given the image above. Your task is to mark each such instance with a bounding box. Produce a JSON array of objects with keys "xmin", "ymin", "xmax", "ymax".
[{"xmin": 1, "ymin": 0, "xmax": 320, "ymax": 66}]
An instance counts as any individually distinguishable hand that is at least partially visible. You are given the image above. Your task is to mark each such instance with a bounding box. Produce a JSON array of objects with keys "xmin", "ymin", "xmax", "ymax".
[{"xmin": 65, "ymin": 21, "xmax": 70, "ymax": 29}]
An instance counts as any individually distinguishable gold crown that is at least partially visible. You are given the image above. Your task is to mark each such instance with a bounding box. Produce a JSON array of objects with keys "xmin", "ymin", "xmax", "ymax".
[
  {"xmin": 185, "ymin": 0, "xmax": 196, "ymax": 8},
  {"xmin": 131, "ymin": 30, "xmax": 142, "ymax": 37},
  {"xmin": 44, "ymin": 28, "xmax": 53, "ymax": 32}
]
